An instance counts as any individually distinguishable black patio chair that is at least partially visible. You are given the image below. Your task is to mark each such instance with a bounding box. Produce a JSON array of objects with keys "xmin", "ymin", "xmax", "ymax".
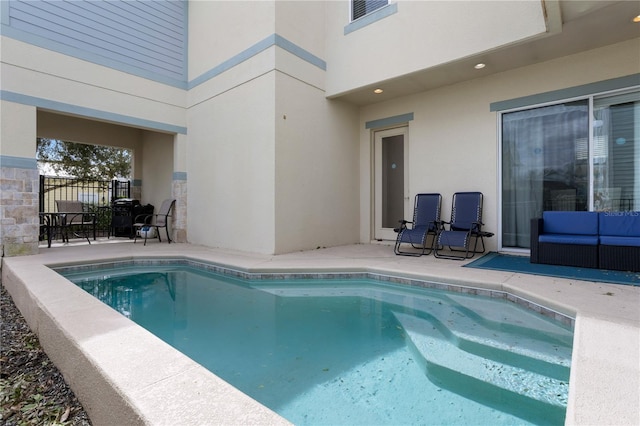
[
  {"xmin": 55, "ymin": 200, "xmax": 96, "ymax": 244},
  {"xmin": 133, "ymin": 199, "xmax": 175, "ymax": 245}
]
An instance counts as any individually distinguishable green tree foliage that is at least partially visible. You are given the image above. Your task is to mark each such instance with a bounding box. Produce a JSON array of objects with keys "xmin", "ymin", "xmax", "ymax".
[{"xmin": 37, "ymin": 138, "xmax": 131, "ymax": 180}]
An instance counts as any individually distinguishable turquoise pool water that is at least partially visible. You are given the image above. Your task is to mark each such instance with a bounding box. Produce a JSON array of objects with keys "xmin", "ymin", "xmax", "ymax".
[{"xmin": 64, "ymin": 264, "xmax": 573, "ymax": 425}]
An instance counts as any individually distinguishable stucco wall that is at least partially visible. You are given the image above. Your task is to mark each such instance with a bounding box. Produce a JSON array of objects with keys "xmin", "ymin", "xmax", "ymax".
[
  {"xmin": 274, "ymin": 72, "xmax": 359, "ymax": 254},
  {"xmin": 140, "ymin": 131, "xmax": 174, "ymax": 210},
  {"xmin": 37, "ymin": 112, "xmax": 143, "ymax": 151},
  {"xmin": 188, "ymin": 1, "xmax": 276, "ymax": 80},
  {"xmin": 1, "ymin": 101, "xmax": 37, "ymax": 157},
  {"xmin": 274, "ymin": 1, "xmax": 326, "ymax": 61},
  {"xmin": 326, "ymin": 0, "xmax": 547, "ymax": 96},
  {"xmin": 186, "ymin": 0, "xmax": 360, "ymax": 255},
  {"xmin": 186, "ymin": 73, "xmax": 277, "ymax": 253},
  {"xmin": 0, "ymin": 37, "xmax": 186, "ymax": 129},
  {"xmin": 358, "ymin": 38, "xmax": 640, "ymax": 250}
]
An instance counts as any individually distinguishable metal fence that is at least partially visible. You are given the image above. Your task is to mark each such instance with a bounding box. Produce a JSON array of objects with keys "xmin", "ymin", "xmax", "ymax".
[{"xmin": 39, "ymin": 176, "xmax": 131, "ymax": 237}]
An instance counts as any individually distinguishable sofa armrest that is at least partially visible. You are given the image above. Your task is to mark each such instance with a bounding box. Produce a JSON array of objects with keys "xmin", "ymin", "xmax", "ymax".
[{"xmin": 530, "ymin": 218, "xmax": 543, "ymax": 263}]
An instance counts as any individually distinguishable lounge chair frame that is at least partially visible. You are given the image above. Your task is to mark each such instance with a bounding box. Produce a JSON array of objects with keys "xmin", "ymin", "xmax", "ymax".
[
  {"xmin": 434, "ymin": 192, "xmax": 491, "ymax": 260},
  {"xmin": 394, "ymin": 193, "xmax": 442, "ymax": 256}
]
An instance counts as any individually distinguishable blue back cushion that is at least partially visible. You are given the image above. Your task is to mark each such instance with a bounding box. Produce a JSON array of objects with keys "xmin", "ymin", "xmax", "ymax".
[
  {"xmin": 599, "ymin": 212, "xmax": 640, "ymax": 237},
  {"xmin": 542, "ymin": 211, "xmax": 598, "ymax": 235}
]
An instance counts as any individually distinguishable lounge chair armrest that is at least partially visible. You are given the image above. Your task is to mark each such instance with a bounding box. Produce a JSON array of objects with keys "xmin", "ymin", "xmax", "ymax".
[
  {"xmin": 394, "ymin": 219, "xmax": 414, "ymax": 233},
  {"xmin": 471, "ymin": 221, "xmax": 483, "ymax": 232},
  {"xmin": 427, "ymin": 220, "xmax": 441, "ymax": 232},
  {"xmin": 435, "ymin": 220, "xmax": 448, "ymax": 229}
]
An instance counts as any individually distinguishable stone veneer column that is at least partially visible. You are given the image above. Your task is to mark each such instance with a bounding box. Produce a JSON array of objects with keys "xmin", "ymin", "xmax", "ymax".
[
  {"xmin": 1, "ymin": 158, "xmax": 40, "ymax": 257},
  {"xmin": 172, "ymin": 173, "xmax": 187, "ymax": 243}
]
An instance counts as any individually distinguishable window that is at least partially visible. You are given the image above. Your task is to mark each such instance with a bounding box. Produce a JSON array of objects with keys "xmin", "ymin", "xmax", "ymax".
[
  {"xmin": 500, "ymin": 90, "xmax": 640, "ymax": 250},
  {"xmin": 352, "ymin": 0, "xmax": 388, "ymax": 21}
]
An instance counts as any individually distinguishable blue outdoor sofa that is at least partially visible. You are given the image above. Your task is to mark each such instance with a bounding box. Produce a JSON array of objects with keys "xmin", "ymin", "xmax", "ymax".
[
  {"xmin": 598, "ymin": 212, "xmax": 640, "ymax": 272},
  {"xmin": 530, "ymin": 211, "xmax": 599, "ymax": 268},
  {"xmin": 530, "ymin": 211, "xmax": 640, "ymax": 272}
]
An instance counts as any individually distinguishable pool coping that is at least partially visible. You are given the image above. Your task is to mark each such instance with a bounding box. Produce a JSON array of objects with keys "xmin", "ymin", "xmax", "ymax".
[{"xmin": 2, "ymin": 243, "xmax": 639, "ymax": 425}]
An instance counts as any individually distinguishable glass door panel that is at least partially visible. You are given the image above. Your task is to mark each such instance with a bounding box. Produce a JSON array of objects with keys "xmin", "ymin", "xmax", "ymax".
[
  {"xmin": 593, "ymin": 93, "xmax": 640, "ymax": 211},
  {"xmin": 501, "ymin": 100, "xmax": 589, "ymax": 249},
  {"xmin": 381, "ymin": 135, "xmax": 404, "ymax": 227},
  {"xmin": 374, "ymin": 127, "xmax": 409, "ymax": 241}
]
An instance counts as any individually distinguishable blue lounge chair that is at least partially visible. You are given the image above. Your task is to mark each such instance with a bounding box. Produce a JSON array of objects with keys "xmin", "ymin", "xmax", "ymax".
[
  {"xmin": 394, "ymin": 193, "xmax": 442, "ymax": 256},
  {"xmin": 434, "ymin": 192, "xmax": 491, "ymax": 260}
]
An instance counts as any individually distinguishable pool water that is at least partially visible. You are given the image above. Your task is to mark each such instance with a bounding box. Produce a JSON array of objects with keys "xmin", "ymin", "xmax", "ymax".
[{"xmin": 65, "ymin": 265, "xmax": 573, "ymax": 425}]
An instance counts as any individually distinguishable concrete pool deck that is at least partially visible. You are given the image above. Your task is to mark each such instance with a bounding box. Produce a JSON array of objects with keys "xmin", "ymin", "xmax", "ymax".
[{"xmin": 2, "ymin": 240, "xmax": 639, "ymax": 425}]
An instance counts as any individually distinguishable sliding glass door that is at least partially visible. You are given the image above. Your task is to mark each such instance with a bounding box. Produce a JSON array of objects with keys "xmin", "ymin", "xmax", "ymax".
[
  {"xmin": 500, "ymin": 90, "xmax": 639, "ymax": 250},
  {"xmin": 501, "ymin": 101, "xmax": 589, "ymax": 249}
]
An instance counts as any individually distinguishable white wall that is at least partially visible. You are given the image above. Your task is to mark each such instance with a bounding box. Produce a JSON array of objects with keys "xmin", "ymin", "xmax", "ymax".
[
  {"xmin": 1, "ymin": 37, "xmax": 186, "ymax": 130},
  {"xmin": 187, "ymin": 73, "xmax": 277, "ymax": 253},
  {"xmin": 37, "ymin": 112, "xmax": 143, "ymax": 151},
  {"xmin": 1, "ymin": 101, "xmax": 36, "ymax": 157},
  {"xmin": 186, "ymin": 0, "xmax": 362, "ymax": 255},
  {"xmin": 274, "ymin": 72, "xmax": 359, "ymax": 254},
  {"xmin": 140, "ymin": 131, "xmax": 174, "ymax": 209},
  {"xmin": 358, "ymin": 39, "xmax": 640, "ymax": 250},
  {"xmin": 274, "ymin": 1, "xmax": 326, "ymax": 60},
  {"xmin": 188, "ymin": 1, "xmax": 276, "ymax": 80},
  {"xmin": 186, "ymin": 1, "xmax": 277, "ymax": 252},
  {"xmin": 326, "ymin": 0, "xmax": 547, "ymax": 96}
]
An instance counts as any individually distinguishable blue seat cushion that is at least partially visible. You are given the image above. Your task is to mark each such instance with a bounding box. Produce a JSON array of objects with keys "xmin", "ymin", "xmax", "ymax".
[
  {"xmin": 438, "ymin": 230, "xmax": 468, "ymax": 247},
  {"xmin": 539, "ymin": 234, "xmax": 599, "ymax": 245},
  {"xmin": 599, "ymin": 235, "xmax": 640, "ymax": 247},
  {"xmin": 398, "ymin": 225, "xmax": 434, "ymax": 244},
  {"xmin": 542, "ymin": 211, "xmax": 598, "ymax": 235},
  {"xmin": 599, "ymin": 212, "xmax": 640, "ymax": 237}
]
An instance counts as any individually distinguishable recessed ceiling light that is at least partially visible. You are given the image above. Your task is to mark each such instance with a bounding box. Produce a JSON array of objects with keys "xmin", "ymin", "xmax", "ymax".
[
  {"xmin": 633, "ymin": 15, "xmax": 640, "ymax": 23},
  {"xmin": 374, "ymin": 88, "xmax": 384, "ymax": 94},
  {"xmin": 474, "ymin": 63, "xmax": 486, "ymax": 70}
]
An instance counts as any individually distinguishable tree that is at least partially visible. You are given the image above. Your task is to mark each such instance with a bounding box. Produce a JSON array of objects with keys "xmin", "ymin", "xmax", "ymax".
[{"xmin": 37, "ymin": 138, "xmax": 131, "ymax": 180}]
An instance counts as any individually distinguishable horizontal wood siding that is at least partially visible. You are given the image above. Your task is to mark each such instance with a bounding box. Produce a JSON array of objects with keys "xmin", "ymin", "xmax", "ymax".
[{"xmin": 8, "ymin": 0, "xmax": 186, "ymax": 83}]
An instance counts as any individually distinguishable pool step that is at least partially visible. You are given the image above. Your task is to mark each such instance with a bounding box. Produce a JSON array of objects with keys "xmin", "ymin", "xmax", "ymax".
[
  {"xmin": 418, "ymin": 303, "xmax": 572, "ymax": 381},
  {"xmin": 255, "ymin": 283, "xmax": 572, "ymax": 377},
  {"xmin": 393, "ymin": 311, "xmax": 569, "ymax": 421}
]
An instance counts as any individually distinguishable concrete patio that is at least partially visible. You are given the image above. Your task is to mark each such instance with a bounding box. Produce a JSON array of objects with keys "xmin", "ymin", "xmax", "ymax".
[{"xmin": 2, "ymin": 239, "xmax": 639, "ymax": 425}]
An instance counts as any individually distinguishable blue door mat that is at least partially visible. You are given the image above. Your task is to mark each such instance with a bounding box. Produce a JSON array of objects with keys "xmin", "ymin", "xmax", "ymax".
[{"xmin": 464, "ymin": 252, "xmax": 640, "ymax": 287}]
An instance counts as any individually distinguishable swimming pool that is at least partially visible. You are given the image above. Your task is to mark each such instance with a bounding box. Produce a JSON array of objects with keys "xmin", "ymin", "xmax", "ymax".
[{"xmin": 62, "ymin": 261, "xmax": 573, "ymax": 425}]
